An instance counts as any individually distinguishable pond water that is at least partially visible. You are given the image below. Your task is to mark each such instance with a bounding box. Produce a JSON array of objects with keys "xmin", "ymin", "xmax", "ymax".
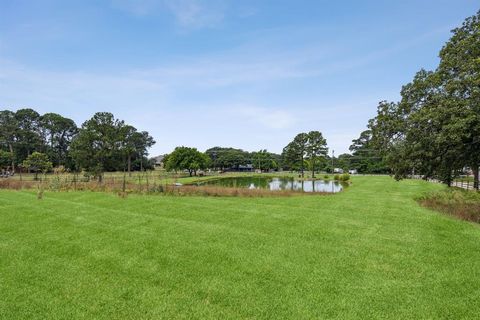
[{"xmin": 196, "ymin": 176, "xmax": 344, "ymax": 193}]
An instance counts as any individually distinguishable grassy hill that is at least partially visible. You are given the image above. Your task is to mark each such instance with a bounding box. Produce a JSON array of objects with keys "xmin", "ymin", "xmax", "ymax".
[{"xmin": 1, "ymin": 176, "xmax": 479, "ymax": 319}]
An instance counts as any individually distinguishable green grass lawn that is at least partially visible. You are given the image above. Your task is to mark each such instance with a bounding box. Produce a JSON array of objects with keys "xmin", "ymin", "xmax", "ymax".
[{"xmin": 1, "ymin": 176, "xmax": 479, "ymax": 319}]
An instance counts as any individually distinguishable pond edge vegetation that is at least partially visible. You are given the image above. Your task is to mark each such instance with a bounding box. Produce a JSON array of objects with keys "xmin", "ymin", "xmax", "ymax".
[
  {"xmin": 0, "ymin": 174, "xmax": 343, "ymax": 198},
  {"xmin": 418, "ymin": 188, "xmax": 480, "ymax": 224}
]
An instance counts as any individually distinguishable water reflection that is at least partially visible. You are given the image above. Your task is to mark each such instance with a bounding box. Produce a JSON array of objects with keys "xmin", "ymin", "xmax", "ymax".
[{"xmin": 196, "ymin": 176, "xmax": 343, "ymax": 193}]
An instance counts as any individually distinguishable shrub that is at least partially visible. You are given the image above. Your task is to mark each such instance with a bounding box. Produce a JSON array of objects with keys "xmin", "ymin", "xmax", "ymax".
[
  {"xmin": 340, "ymin": 173, "xmax": 350, "ymax": 181},
  {"xmin": 333, "ymin": 174, "xmax": 340, "ymax": 180},
  {"xmin": 418, "ymin": 188, "xmax": 480, "ymax": 223}
]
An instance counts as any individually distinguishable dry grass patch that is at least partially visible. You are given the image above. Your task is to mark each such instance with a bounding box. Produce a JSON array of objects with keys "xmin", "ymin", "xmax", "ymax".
[
  {"xmin": 0, "ymin": 178, "xmax": 332, "ymax": 197},
  {"xmin": 418, "ymin": 188, "xmax": 480, "ymax": 223}
]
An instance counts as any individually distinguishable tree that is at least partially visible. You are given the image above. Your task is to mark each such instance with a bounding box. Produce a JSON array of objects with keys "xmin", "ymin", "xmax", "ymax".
[
  {"xmin": 165, "ymin": 146, "xmax": 210, "ymax": 176},
  {"xmin": 282, "ymin": 133, "xmax": 308, "ymax": 177},
  {"xmin": 367, "ymin": 10, "xmax": 480, "ymax": 187},
  {"xmin": 0, "ymin": 110, "xmax": 17, "ymax": 171},
  {"xmin": 282, "ymin": 142, "xmax": 299, "ymax": 171},
  {"xmin": 252, "ymin": 149, "xmax": 278, "ymax": 172},
  {"xmin": 70, "ymin": 112, "xmax": 126, "ymax": 181},
  {"xmin": 438, "ymin": 11, "xmax": 480, "ymax": 189},
  {"xmin": 121, "ymin": 125, "xmax": 137, "ymax": 175},
  {"xmin": 131, "ymin": 131, "xmax": 155, "ymax": 172},
  {"xmin": 336, "ymin": 153, "xmax": 353, "ymax": 172},
  {"xmin": 120, "ymin": 126, "xmax": 156, "ymax": 175},
  {"xmin": 368, "ymin": 63, "xmax": 474, "ymax": 185},
  {"xmin": 305, "ymin": 131, "xmax": 328, "ymax": 178},
  {"xmin": 15, "ymin": 108, "xmax": 43, "ymax": 162},
  {"xmin": 0, "ymin": 150, "xmax": 14, "ymax": 172},
  {"xmin": 40, "ymin": 113, "xmax": 78, "ymax": 167},
  {"xmin": 349, "ymin": 130, "xmax": 388, "ymax": 174},
  {"xmin": 22, "ymin": 152, "xmax": 52, "ymax": 180},
  {"xmin": 205, "ymin": 147, "xmax": 249, "ymax": 170}
]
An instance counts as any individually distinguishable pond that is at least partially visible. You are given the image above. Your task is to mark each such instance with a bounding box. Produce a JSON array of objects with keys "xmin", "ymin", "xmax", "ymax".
[{"xmin": 195, "ymin": 176, "xmax": 344, "ymax": 193}]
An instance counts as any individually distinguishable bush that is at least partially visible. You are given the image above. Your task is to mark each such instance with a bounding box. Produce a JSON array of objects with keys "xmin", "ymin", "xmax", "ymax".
[
  {"xmin": 340, "ymin": 173, "xmax": 350, "ymax": 181},
  {"xmin": 418, "ymin": 188, "xmax": 480, "ymax": 223},
  {"xmin": 333, "ymin": 174, "xmax": 340, "ymax": 181},
  {"xmin": 323, "ymin": 175, "xmax": 330, "ymax": 180}
]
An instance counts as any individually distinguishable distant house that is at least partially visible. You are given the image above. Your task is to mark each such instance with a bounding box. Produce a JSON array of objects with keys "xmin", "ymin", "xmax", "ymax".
[
  {"xmin": 226, "ymin": 164, "xmax": 254, "ymax": 172},
  {"xmin": 334, "ymin": 168, "xmax": 344, "ymax": 174},
  {"xmin": 238, "ymin": 164, "xmax": 254, "ymax": 172},
  {"xmin": 349, "ymin": 169, "xmax": 358, "ymax": 175},
  {"xmin": 152, "ymin": 155, "xmax": 165, "ymax": 168}
]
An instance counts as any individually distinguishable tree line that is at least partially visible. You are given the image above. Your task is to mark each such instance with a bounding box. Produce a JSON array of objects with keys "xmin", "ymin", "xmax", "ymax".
[
  {"xmin": 0, "ymin": 109, "xmax": 155, "ymax": 180},
  {"xmin": 0, "ymin": 107, "xmax": 368, "ymax": 180},
  {"xmin": 364, "ymin": 11, "xmax": 480, "ymax": 188},
  {"xmin": 161, "ymin": 130, "xmax": 385, "ymax": 177},
  {"xmin": 164, "ymin": 147, "xmax": 283, "ymax": 176},
  {"xmin": 0, "ymin": 108, "xmax": 385, "ymax": 179}
]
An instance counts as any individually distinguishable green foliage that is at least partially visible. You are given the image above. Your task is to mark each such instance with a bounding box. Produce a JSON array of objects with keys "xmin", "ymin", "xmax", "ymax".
[
  {"xmin": 0, "ymin": 110, "xmax": 17, "ymax": 169},
  {"xmin": 368, "ymin": 11, "xmax": 480, "ymax": 188},
  {"xmin": 70, "ymin": 112, "xmax": 155, "ymax": 180},
  {"xmin": 40, "ymin": 112, "xmax": 78, "ymax": 168},
  {"xmin": 205, "ymin": 147, "xmax": 249, "ymax": 170},
  {"xmin": 282, "ymin": 133, "xmax": 308, "ymax": 174},
  {"xmin": 70, "ymin": 112, "xmax": 125, "ymax": 179},
  {"xmin": 120, "ymin": 125, "xmax": 155, "ymax": 174},
  {"xmin": 22, "ymin": 152, "xmax": 53, "ymax": 180},
  {"xmin": 252, "ymin": 149, "xmax": 278, "ymax": 171},
  {"xmin": 14, "ymin": 109, "xmax": 43, "ymax": 162},
  {"xmin": 0, "ymin": 150, "xmax": 13, "ymax": 170},
  {"xmin": 0, "ymin": 109, "xmax": 155, "ymax": 176},
  {"xmin": 418, "ymin": 188, "xmax": 480, "ymax": 223},
  {"xmin": 282, "ymin": 131, "xmax": 327, "ymax": 177},
  {"xmin": 166, "ymin": 146, "xmax": 210, "ymax": 176},
  {"xmin": 348, "ymin": 130, "xmax": 388, "ymax": 174},
  {"xmin": 306, "ymin": 131, "xmax": 328, "ymax": 178}
]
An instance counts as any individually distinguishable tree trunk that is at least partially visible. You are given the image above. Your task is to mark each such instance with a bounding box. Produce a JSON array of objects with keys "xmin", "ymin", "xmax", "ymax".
[
  {"xmin": 128, "ymin": 155, "xmax": 132, "ymax": 177},
  {"xmin": 473, "ymin": 166, "xmax": 479, "ymax": 190},
  {"xmin": 189, "ymin": 170, "xmax": 193, "ymax": 177},
  {"xmin": 122, "ymin": 168, "xmax": 126, "ymax": 194},
  {"xmin": 8, "ymin": 144, "xmax": 14, "ymax": 173},
  {"xmin": 311, "ymin": 158, "xmax": 315, "ymax": 178},
  {"xmin": 300, "ymin": 156, "xmax": 304, "ymax": 178}
]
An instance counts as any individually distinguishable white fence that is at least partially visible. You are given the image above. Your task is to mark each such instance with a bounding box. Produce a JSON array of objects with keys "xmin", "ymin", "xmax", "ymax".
[{"xmin": 410, "ymin": 175, "xmax": 478, "ymax": 191}]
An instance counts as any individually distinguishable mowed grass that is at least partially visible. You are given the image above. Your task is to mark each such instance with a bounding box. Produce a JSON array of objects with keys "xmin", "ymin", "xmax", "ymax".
[{"xmin": 1, "ymin": 176, "xmax": 479, "ymax": 319}]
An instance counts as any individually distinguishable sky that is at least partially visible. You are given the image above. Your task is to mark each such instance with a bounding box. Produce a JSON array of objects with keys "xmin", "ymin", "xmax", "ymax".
[{"xmin": 0, "ymin": 0, "xmax": 478, "ymax": 157}]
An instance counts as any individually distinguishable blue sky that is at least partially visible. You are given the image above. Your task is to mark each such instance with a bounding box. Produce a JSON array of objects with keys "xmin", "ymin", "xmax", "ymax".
[{"xmin": 1, "ymin": 0, "xmax": 478, "ymax": 156}]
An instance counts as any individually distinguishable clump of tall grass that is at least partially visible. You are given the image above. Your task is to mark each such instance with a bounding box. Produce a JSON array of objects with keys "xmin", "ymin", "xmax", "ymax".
[
  {"xmin": 0, "ymin": 178, "xmax": 334, "ymax": 197},
  {"xmin": 163, "ymin": 185, "xmax": 302, "ymax": 197},
  {"xmin": 333, "ymin": 173, "xmax": 350, "ymax": 182},
  {"xmin": 418, "ymin": 188, "xmax": 480, "ymax": 223},
  {"xmin": 0, "ymin": 179, "xmax": 36, "ymax": 190}
]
